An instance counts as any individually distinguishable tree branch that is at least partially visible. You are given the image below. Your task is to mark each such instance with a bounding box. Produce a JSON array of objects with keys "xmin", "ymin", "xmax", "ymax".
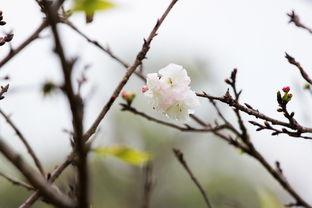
[
  {"xmin": 173, "ymin": 148, "xmax": 214, "ymax": 208},
  {"xmin": 0, "ymin": 137, "xmax": 76, "ymax": 208},
  {"xmin": 42, "ymin": 1, "xmax": 88, "ymax": 207},
  {"xmin": 141, "ymin": 162, "xmax": 154, "ymax": 208},
  {"xmin": 197, "ymin": 92, "xmax": 312, "ymax": 135},
  {"xmin": 0, "ymin": 21, "xmax": 47, "ymax": 68},
  {"xmin": 19, "ymin": 154, "xmax": 74, "ymax": 208},
  {"xmin": 120, "ymin": 103, "xmax": 228, "ymax": 133},
  {"xmin": 0, "ymin": 109, "xmax": 46, "ymax": 176},
  {"xmin": 0, "ymin": 171, "xmax": 35, "ymax": 191},
  {"xmin": 285, "ymin": 52, "xmax": 312, "ymax": 85},
  {"xmin": 82, "ymin": 0, "xmax": 180, "ymax": 141}
]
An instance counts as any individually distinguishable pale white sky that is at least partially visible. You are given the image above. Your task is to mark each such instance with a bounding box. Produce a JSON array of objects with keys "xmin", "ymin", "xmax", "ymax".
[{"xmin": 1, "ymin": 0, "xmax": 312, "ymax": 203}]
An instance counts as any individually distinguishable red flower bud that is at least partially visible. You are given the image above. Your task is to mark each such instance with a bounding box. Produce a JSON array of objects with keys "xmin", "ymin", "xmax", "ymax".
[
  {"xmin": 282, "ymin": 86, "xmax": 290, "ymax": 93},
  {"xmin": 141, "ymin": 85, "xmax": 149, "ymax": 93}
]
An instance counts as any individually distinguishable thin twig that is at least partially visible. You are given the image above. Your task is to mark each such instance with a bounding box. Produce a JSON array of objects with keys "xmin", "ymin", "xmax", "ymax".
[
  {"xmin": 141, "ymin": 162, "xmax": 154, "ymax": 208},
  {"xmin": 0, "ymin": 109, "xmax": 46, "ymax": 176},
  {"xmin": 285, "ymin": 53, "xmax": 312, "ymax": 85},
  {"xmin": 0, "ymin": 171, "xmax": 35, "ymax": 191},
  {"xmin": 61, "ymin": 19, "xmax": 147, "ymax": 82},
  {"xmin": 0, "ymin": 21, "xmax": 48, "ymax": 68},
  {"xmin": 19, "ymin": 153, "xmax": 74, "ymax": 208},
  {"xmin": 120, "ymin": 103, "xmax": 228, "ymax": 133},
  {"xmin": 173, "ymin": 148, "xmax": 214, "ymax": 208},
  {"xmin": 0, "ymin": 137, "xmax": 76, "ymax": 208},
  {"xmin": 196, "ymin": 92, "xmax": 312, "ymax": 134}
]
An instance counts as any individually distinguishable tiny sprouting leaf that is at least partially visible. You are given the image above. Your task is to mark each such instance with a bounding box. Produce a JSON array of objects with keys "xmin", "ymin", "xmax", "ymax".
[
  {"xmin": 93, "ymin": 145, "xmax": 151, "ymax": 165},
  {"xmin": 73, "ymin": 0, "xmax": 115, "ymax": 16}
]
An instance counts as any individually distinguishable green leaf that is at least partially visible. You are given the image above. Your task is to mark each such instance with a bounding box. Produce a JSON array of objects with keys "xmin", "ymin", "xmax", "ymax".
[
  {"xmin": 73, "ymin": 0, "xmax": 115, "ymax": 15},
  {"xmin": 258, "ymin": 189, "xmax": 283, "ymax": 208},
  {"xmin": 72, "ymin": 0, "xmax": 115, "ymax": 23},
  {"xmin": 93, "ymin": 145, "xmax": 151, "ymax": 165}
]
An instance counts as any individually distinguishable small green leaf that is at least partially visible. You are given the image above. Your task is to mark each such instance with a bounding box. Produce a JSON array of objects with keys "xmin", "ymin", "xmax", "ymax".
[
  {"xmin": 93, "ymin": 145, "xmax": 151, "ymax": 165},
  {"xmin": 304, "ymin": 83, "xmax": 310, "ymax": 90},
  {"xmin": 73, "ymin": 0, "xmax": 115, "ymax": 15},
  {"xmin": 258, "ymin": 189, "xmax": 283, "ymax": 208}
]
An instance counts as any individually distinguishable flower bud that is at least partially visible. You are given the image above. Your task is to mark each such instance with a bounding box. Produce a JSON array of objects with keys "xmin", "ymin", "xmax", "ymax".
[
  {"xmin": 141, "ymin": 85, "xmax": 148, "ymax": 93},
  {"xmin": 121, "ymin": 90, "xmax": 136, "ymax": 105},
  {"xmin": 282, "ymin": 86, "xmax": 290, "ymax": 93},
  {"xmin": 4, "ymin": 34, "xmax": 13, "ymax": 42}
]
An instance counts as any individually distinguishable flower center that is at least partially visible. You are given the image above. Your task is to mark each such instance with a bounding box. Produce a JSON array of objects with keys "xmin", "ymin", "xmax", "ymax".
[{"xmin": 167, "ymin": 77, "xmax": 174, "ymax": 85}]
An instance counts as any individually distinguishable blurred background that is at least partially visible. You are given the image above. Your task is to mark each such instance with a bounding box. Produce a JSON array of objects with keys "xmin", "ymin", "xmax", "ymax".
[{"xmin": 1, "ymin": 0, "xmax": 312, "ymax": 207}]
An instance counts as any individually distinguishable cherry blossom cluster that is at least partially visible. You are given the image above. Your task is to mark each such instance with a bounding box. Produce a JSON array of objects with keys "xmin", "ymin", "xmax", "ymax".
[{"xmin": 142, "ymin": 64, "xmax": 200, "ymax": 121}]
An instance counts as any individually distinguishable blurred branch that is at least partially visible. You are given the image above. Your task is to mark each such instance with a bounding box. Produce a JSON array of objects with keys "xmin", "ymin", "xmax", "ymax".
[
  {"xmin": 60, "ymin": 17, "xmax": 147, "ymax": 82},
  {"xmin": 42, "ymin": 1, "xmax": 88, "ymax": 207},
  {"xmin": 287, "ymin": 10, "xmax": 312, "ymax": 34},
  {"xmin": 19, "ymin": 154, "xmax": 74, "ymax": 208},
  {"xmin": 0, "ymin": 109, "xmax": 46, "ymax": 176},
  {"xmin": 61, "ymin": 19, "xmax": 127, "ymax": 67},
  {"xmin": 0, "ymin": 171, "xmax": 35, "ymax": 191},
  {"xmin": 0, "ymin": 137, "xmax": 76, "ymax": 208},
  {"xmin": 0, "ymin": 21, "xmax": 48, "ymax": 68},
  {"xmin": 141, "ymin": 162, "xmax": 154, "ymax": 208},
  {"xmin": 173, "ymin": 148, "xmax": 214, "ymax": 208}
]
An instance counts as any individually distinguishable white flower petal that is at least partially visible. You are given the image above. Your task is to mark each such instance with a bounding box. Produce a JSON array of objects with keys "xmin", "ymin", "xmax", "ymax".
[{"xmin": 144, "ymin": 63, "xmax": 200, "ymax": 121}]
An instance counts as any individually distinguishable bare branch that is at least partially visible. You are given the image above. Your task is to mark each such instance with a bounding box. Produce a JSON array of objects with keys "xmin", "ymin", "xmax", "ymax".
[
  {"xmin": 120, "ymin": 103, "xmax": 228, "ymax": 133},
  {"xmin": 19, "ymin": 154, "xmax": 74, "ymax": 208},
  {"xmin": 60, "ymin": 19, "xmax": 147, "ymax": 82},
  {"xmin": 197, "ymin": 92, "xmax": 312, "ymax": 135},
  {"xmin": 173, "ymin": 148, "xmax": 214, "ymax": 208},
  {"xmin": 0, "ymin": 171, "xmax": 35, "ymax": 191},
  {"xmin": 0, "ymin": 21, "xmax": 47, "ymax": 68},
  {"xmin": 285, "ymin": 53, "xmax": 312, "ymax": 85},
  {"xmin": 0, "ymin": 109, "xmax": 46, "ymax": 176},
  {"xmin": 0, "ymin": 137, "xmax": 76, "ymax": 208},
  {"xmin": 141, "ymin": 162, "xmax": 154, "ymax": 208}
]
